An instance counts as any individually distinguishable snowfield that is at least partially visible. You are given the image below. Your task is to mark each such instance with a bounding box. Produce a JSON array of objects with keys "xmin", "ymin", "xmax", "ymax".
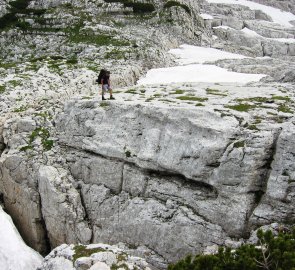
[
  {"xmin": 169, "ymin": 45, "xmax": 248, "ymax": 65},
  {"xmin": 138, "ymin": 45, "xmax": 267, "ymax": 85},
  {"xmin": 206, "ymin": 0, "xmax": 295, "ymax": 27},
  {"xmin": 137, "ymin": 64, "xmax": 266, "ymax": 85},
  {"xmin": 0, "ymin": 206, "xmax": 43, "ymax": 270}
]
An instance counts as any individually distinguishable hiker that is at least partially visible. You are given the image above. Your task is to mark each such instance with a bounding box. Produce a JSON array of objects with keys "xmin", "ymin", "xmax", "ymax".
[{"xmin": 101, "ymin": 70, "xmax": 115, "ymax": 100}]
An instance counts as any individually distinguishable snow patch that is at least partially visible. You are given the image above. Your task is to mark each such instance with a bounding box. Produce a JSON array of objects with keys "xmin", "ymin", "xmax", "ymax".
[
  {"xmin": 137, "ymin": 64, "xmax": 266, "ymax": 85},
  {"xmin": 200, "ymin": 13, "xmax": 214, "ymax": 20},
  {"xmin": 169, "ymin": 44, "xmax": 247, "ymax": 65},
  {"xmin": 213, "ymin": 25, "xmax": 232, "ymax": 30},
  {"xmin": 271, "ymin": 37, "xmax": 295, "ymax": 43},
  {"xmin": 0, "ymin": 206, "xmax": 43, "ymax": 270},
  {"xmin": 241, "ymin": 27, "xmax": 261, "ymax": 37},
  {"xmin": 138, "ymin": 45, "xmax": 266, "ymax": 85}
]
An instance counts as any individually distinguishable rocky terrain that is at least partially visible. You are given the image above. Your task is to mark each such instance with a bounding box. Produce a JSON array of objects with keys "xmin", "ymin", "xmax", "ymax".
[
  {"xmin": 0, "ymin": 0, "xmax": 295, "ymax": 269},
  {"xmin": 39, "ymin": 243, "xmax": 151, "ymax": 270}
]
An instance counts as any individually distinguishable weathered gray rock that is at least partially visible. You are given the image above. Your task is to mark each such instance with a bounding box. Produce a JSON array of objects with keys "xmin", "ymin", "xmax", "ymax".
[
  {"xmin": 51, "ymin": 99, "xmax": 286, "ymax": 264},
  {"xmin": 213, "ymin": 57, "xmax": 295, "ymax": 82},
  {"xmin": 250, "ymin": 121, "xmax": 295, "ymax": 228},
  {"xmin": 38, "ymin": 165, "xmax": 92, "ymax": 247},
  {"xmin": 0, "ymin": 0, "xmax": 9, "ymax": 17},
  {"xmin": 280, "ymin": 70, "xmax": 295, "ymax": 82},
  {"xmin": 0, "ymin": 150, "xmax": 48, "ymax": 254},
  {"xmin": 244, "ymin": 20, "xmax": 295, "ymax": 38}
]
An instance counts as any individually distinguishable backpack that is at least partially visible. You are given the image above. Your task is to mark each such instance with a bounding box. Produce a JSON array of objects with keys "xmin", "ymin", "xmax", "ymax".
[{"xmin": 96, "ymin": 69, "xmax": 106, "ymax": 84}]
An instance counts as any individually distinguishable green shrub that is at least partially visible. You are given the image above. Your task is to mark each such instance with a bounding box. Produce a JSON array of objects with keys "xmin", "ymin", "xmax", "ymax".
[
  {"xmin": 131, "ymin": 2, "xmax": 155, "ymax": 13},
  {"xmin": 0, "ymin": 13, "xmax": 18, "ymax": 29},
  {"xmin": 168, "ymin": 228, "xmax": 295, "ymax": 270},
  {"xmin": 15, "ymin": 20, "xmax": 31, "ymax": 30},
  {"xmin": 125, "ymin": 150, "xmax": 131, "ymax": 157},
  {"xmin": 0, "ymin": 0, "xmax": 45, "ymax": 30},
  {"xmin": 104, "ymin": 0, "xmax": 155, "ymax": 13},
  {"xmin": 9, "ymin": 0, "xmax": 30, "ymax": 12}
]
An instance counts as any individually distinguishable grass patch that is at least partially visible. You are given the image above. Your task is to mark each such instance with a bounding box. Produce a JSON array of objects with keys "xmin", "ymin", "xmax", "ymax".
[
  {"xmin": 29, "ymin": 127, "xmax": 54, "ymax": 151},
  {"xmin": 73, "ymin": 245, "xmax": 106, "ymax": 263},
  {"xmin": 34, "ymin": 111, "xmax": 53, "ymax": 120},
  {"xmin": 159, "ymin": 99, "xmax": 175, "ymax": 103},
  {"xmin": 247, "ymin": 124, "xmax": 259, "ymax": 131},
  {"xmin": 100, "ymin": 102, "xmax": 110, "ymax": 107},
  {"xmin": 206, "ymin": 88, "xmax": 227, "ymax": 96},
  {"xmin": 125, "ymin": 89, "xmax": 137, "ymax": 94},
  {"xmin": 0, "ymin": 85, "xmax": 5, "ymax": 93},
  {"xmin": 236, "ymin": 97, "xmax": 269, "ymax": 103},
  {"xmin": 117, "ymin": 252, "xmax": 128, "ymax": 262},
  {"xmin": 233, "ymin": 141, "xmax": 245, "ymax": 148},
  {"xmin": 20, "ymin": 145, "xmax": 33, "ymax": 151},
  {"xmin": 0, "ymin": 62, "xmax": 17, "ymax": 69},
  {"xmin": 253, "ymin": 117, "xmax": 262, "ymax": 124},
  {"xmin": 105, "ymin": 49, "xmax": 126, "ymax": 59},
  {"xmin": 176, "ymin": 96, "xmax": 208, "ymax": 102},
  {"xmin": 145, "ymin": 97, "xmax": 154, "ymax": 102},
  {"xmin": 66, "ymin": 57, "xmax": 78, "ymax": 65},
  {"xmin": 171, "ymin": 89, "xmax": 184, "ymax": 94},
  {"xmin": 13, "ymin": 105, "xmax": 28, "ymax": 112},
  {"xmin": 272, "ymin": 95, "xmax": 291, "ymax": 102},
  {"xmin": 67, "ymin": 23, "xmax": 130, "ymax": 46},
  {"xmin": 225, "ymin": 103, "xmax": 256, "ymax": 112},
  {"xmin": 42, "ymin": 139, "xmax": 54, "ymax": 151},
  {"xmin": 8, "ymin": 80, "xmax": 22, "ymax": 87},
  {"xmin": 195, "ymin": 103, "xmax": 204, "ymax": 106},
  {"xmin": 111, "ymin": 263, "xmax": 129, "ymax": 270},
  {"xmin": 278, "ymin": 104, "xmax": 293, "ymax": 113},
  {"xmin": 82, "ymin": 96, "xmax": 92, "ymax": 100}
]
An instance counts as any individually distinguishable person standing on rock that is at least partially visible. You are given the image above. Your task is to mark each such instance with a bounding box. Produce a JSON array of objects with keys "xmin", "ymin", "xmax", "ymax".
[{"xmin": 101, "ymin": 70, "xmax": 115, "ymax": 100}]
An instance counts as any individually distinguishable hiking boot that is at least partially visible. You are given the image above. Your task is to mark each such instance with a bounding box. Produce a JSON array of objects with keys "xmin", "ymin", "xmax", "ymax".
[
  {"xmin": 109, "ymin": 95, "xmax": 115, "ymax": 100},
  {"xmin": 102, "ymin": 96, "xmax": 106, "ymax": 100}
]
